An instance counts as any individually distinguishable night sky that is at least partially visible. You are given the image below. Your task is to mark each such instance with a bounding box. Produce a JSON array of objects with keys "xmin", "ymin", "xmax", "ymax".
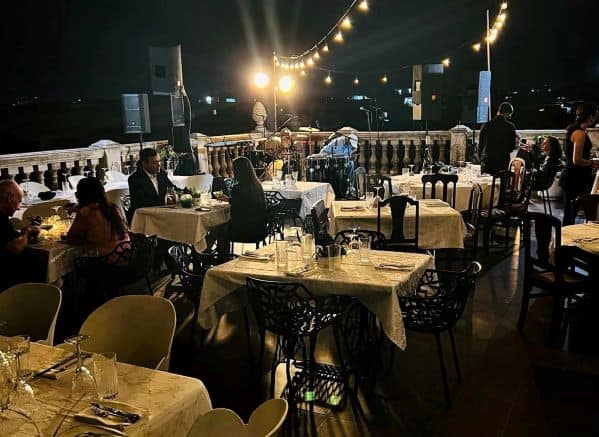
[{"xmin": 1, "ymin": 0, "xmax": 598, "ymax": 102}]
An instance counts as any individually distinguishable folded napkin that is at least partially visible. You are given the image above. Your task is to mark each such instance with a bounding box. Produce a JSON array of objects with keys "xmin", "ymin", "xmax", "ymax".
[
  {"xmin": 374, "ymin": 263, "xmax": 415, "ymax": 271},
  {"xmin": 75, "ymin": 400, "xmax": 147, "ymax": 431},
  {"xmin": 340, "ymin": 206, "xmax": 365, "ymax": 212}
]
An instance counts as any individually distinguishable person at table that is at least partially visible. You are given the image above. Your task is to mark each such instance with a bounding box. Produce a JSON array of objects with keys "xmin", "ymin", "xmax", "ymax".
[
  {"xmin": 0, "ymin": 179, "xmax": 42, "ymax": 290},
  {"xmin": 128, "ymin": 147, "xmax": 176, "ymax": 221},
  {"xmin": 521, "ymin": 136, "xmax": 563, "ymax": 191},
  {"xmin": 559, "ymin": 102, "xmax": 599, "ymax": 225},
  {"xmin": 215, "ymin": 156, "xmax": 267, "ymax": 251},
  {"xmin": 480, "ymin": 102, "xmax": 517, "ymax": 175},
  {"xmin": 66, "ymin": 177, "xmax": 129, "ymax": 256}
]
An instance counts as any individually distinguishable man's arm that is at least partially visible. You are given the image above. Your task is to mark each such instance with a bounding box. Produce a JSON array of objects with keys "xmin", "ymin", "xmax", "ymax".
[{"xmin": 4, "ymin": 226, "xmax": 37, "ymax": 254}]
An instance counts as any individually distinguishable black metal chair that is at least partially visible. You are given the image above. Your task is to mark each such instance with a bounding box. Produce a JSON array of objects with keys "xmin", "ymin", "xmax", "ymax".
[
  {"xmin": 264, "ymin": 190, "xmax": 303, "ymax": 233},
  {"xmin": 211, "ymin": 177, "xmax": 234, "ymax": 197},
  {"xmin": 503, "ymin": 170, "xmax": 538, "ymax": 249},
  {"xmin": 421, "ymin": 173, "xmax": 458, "ymax": 208},
  {"xmin": 167, "ymin": 243, "xmax": 239, "ymax": 344},
  {"xmin": 377, "ymin": 195, "xmax": 420, "ymax": 251},
  {"xmin": 121, "ymin": 194, "xmax": 132, "ymax": 224},
  {"xmin": 572, "ymin": 193, "xmax": 599, "ymax": 223},
  {"xmin": 399, "ymin": 262, "xmax": 482, "ymax": 408},
  {"xmin": 479, "ymin": 169, "xmax": 516, "ymax": 253},
  {"xmin": 246, "ymin": 277, "xmax": 349, "ymax": 434},
  {"xmin": 519, "ymin": 213, "xmax": 592, "ymax": 340},
  {"xmin": 310, "ymin": 200, "xmax": 334, "ymax": 246},
  {"xmin": 334, "ymin": 229, "xmax": 387, "ymax": 250},
  {"xmin": 367, "ymin": 173, "xmax": 393, "ymax": 198}
]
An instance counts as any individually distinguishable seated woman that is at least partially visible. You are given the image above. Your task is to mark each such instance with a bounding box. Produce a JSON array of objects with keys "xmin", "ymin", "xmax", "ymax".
[
  {"xmin": 532, "ymin": 136, "xmax": 562, "ymax": 190},
  {"xmin": 66, "ymin": 177, "xmax": 130, "ymax": 256},
  {"xmin": 215, "ymin": 156, "xmax": 268, "ymax": 251}
]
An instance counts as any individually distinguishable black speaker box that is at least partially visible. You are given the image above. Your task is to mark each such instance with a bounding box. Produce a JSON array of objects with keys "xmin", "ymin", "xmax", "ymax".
[
  {"xmin": 121, "ymin": 94, "xmax": 151, "ymax": 134},
  {"xmin": 412, "ymin": 64, "xmax": 444, "ymax": 121}
]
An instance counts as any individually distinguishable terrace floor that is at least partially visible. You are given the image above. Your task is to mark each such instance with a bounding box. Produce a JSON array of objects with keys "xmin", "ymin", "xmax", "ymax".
[{"xmin": 164, "ymin": 197, "xmax": 599, "ymax": 436}]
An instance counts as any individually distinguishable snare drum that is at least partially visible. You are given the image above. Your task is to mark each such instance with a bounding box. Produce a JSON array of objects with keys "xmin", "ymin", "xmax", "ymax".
[{"xmin": 306, "ymin": 154, "xmax": 330, "ymax": 182}]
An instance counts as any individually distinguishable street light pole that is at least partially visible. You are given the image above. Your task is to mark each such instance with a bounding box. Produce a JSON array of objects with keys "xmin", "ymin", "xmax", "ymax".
[
  {"xmin": 273, "ymin": 52, "xmax": 278, "ymax": 132},
  {"xmin": 486, "ymin": 9, "xmax": 492, "ymax": 121}
]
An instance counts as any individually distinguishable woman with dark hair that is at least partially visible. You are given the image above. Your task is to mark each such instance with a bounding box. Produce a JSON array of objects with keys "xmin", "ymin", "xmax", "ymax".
[
  {"xmin": 532, "ymin": 136, "xmax": 563, "ymax": 190},
  {"xmin": 66, "ymin": 177, "xmax": 130, "ymax": 255},
  {"xmin": 217, "ymin": 156, "xmax": 268, "ymax": 245},
  {"xmin": 559, "ymin": 102, "xmax": 599, "ymax": 225}
]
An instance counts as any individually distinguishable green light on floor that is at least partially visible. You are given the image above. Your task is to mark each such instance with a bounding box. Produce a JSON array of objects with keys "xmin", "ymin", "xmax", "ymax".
[
  {"xmin": 304, "ymin": 391, "xmax": 315, "ymax": 402},
  {"xmin": 328, "ymin": 395, "xmax": 340, "ymax": 406}
]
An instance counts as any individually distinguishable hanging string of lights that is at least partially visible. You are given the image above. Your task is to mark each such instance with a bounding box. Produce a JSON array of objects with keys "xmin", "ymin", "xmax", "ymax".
[
  {"xmin": 274, "ymin": 0, "xmax": 370, "ymax": 71},
  {"xmin": 276, "ymin": 1, "xmax": 509, "ymax": 86}
]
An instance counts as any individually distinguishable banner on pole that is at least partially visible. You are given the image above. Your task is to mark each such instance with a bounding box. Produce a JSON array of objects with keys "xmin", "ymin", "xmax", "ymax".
[{"xmin": 477, "ymin": 71, "xmax": 492, "ymax": 124}]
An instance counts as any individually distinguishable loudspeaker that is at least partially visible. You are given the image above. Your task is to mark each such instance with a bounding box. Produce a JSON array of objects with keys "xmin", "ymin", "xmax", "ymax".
[
  {"xmin": 121, "ymin": 94, "xmax": 151, "ymax": 134},
  {"xmin": 412, "ymin": 64, "xmax": 444, "ymax": 121},
  {"xmin": 149, "ymin": 45, "xmax": 184, "ymax": 96}
]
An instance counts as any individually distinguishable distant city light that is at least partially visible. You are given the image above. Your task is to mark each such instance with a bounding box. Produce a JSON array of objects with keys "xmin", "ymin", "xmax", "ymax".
[
  {"xmin": 225, "ymin": 97, "xmax": 237, "ymax": 103},
  {"xmin": 353, "ymin": 77, "xmax": 360, "ymax": 86},
  {"xmin": 472, "ymin": 43, "xmax": 481, "ymax": 52},
  {"xmin": 441, "ymin": 58, "xmax": 450, "ymax": 68},
  {"xmin": 325, "ymin": 73, "xmax": 332, "ymax": 85},
  {"xmin": 205, "ymin": 96, "xmax": 213, "ymax": 104},
  {"xmin": 358, "ymin": 1, "xmax": 369, "ymax": 12}
]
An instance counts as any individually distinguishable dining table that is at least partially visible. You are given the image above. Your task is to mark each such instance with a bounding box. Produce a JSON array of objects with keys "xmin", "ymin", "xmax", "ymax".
[
  {"xmin": 331, "ymin": 199, "xmax": 467, "ymax": 249},
  {"xmin": 388, "ymin": 173, "xmax": 497, "ymax": 212},
  {"xmin": 130, "ymin": 201, "xmax": 231, "ymax": 251},
  {"xmin": 261, "ymin": 181, "xmax": 335, "ymax": 219},
  {"xmin": 561, "ymin": 222, "xmax": 599, "ymax": 255},
  {"xmin": 0, "ymin": 342, "xmax": 212, "ymax": 437},
  {"xmin": 199, "ymin": 244, "xmax": 434, "ymax": 350}
]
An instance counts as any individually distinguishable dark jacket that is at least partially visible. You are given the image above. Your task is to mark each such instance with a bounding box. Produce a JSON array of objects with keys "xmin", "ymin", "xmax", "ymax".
[
  {"xmin": 480, "ymin": 115, "xmax": 517, "ymax": 175},
  {"xmin": 128, "ymin": 169, "xmax": 175, "ymax": 220},
  {"xmin": 229, "ymin": 184, "xmax": 268, "ymax": 243}
]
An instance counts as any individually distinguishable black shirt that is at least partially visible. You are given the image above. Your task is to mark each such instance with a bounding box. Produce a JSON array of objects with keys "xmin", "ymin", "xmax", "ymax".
[
  {"xmin": 480, "ymin": 115, "xmax": 517, "ymax": 175},
  {"xmin": 1, "ymin": 213, "xmax": 22, "ymax": 291}
]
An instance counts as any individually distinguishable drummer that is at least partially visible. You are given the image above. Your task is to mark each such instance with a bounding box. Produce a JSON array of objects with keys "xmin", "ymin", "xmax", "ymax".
[{"xmin": 318, "ymin": 126, "xmax": 359, "ymax": 187}]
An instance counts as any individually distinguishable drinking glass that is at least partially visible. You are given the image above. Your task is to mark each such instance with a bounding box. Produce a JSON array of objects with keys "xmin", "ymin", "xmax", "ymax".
[
  {"xmin": 359, "ymin": 237, "xmax": 371, "ymax": 263},
  {"xmin": 65, "ymin": 335, "xmax": 96, "ymax": 400},
  {"xmin": 275, "ymin": 240, "xmax": 289, "ymax": 272},
  {"xmin": 284, "ymin": 226, "xmax": 303, "ymax": 242},
  {"xmin": 326, "ymin": 244, "xmax": 342, "ymax": 272},
  {"xmin": 408, "ymin": 164, "xmax": 415, "ymax": 176},
  {"xmin": 284, "ymin": 174, "xmax": 294, "ymax": 188},
  {"xmin": 0, "ymin": 351, "xmax": 12, "ymax": 413},
  {"xmin": 402, "ymin": 167, "xmax": 409, "ymax": 175},
  {"xmin": 292, "ymin": 171, "xmax": 299, "ymax": 183},
  {"xmin": 365, "ymin": 192, "xmax": 375, "ymax": 209},
  {"xmin": 276, "ymin": 170, "xmax": 283, "ymax": 183},
  {"xmin": 347, "ymin": 234, "xmax": 361, "ymax": 263},
  {"xmin": 92, "ymin": 352, "xmax": 118, "ymax": 400},
  {"xmin": 301, "ymin": 234, "xmax": 315, "ymax": 267},
  {"xmin": 8, "ymin": 335, "xmax": 38, "ymax": 413}
]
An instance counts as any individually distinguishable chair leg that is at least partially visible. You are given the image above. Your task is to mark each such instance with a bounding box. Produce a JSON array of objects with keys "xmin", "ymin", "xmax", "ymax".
[
  {"xmin": 517, "ymin": 285, "xmax": 531, "ymax": 332},
  {"xmin": 483, "ymin": 223, "xmax": 490, "ymax": 254},
  {"xmin": 546, "ymin": 190, "xmax": 553, "ymax": 217},
  {"xmin": 243, "ymin": 307, "xmax": 254, "ymax": 375},
  {"xmin": 448, "ymin": 328, "xmax": 462, "ymax": 384},
  {"xmin": 145, "ymin": 274, "xmax": 153, "ymax": 294},
  {"xmin": 434, "ymin": 332, "xmax": 451, "ymax": 409},
  {"xmin": 190, "ymin": 302, "xmax": 199, "ymax": 344}
]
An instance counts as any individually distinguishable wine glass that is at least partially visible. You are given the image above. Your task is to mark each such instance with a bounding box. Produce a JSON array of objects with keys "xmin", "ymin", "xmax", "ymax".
[
  {"xmin": 408, "ymin": 164, "xmax": 415, "ymax": 177},
  {"xmin": 21, "ymin": 177, "xmax": 31, "ymax": 203},
  {"xmin": 101, "ymin": 167, "xmax": 109, "ymax": 185},
  {"xmin": 7, "ymin": 335, "xmax": 38, "ymax": 413},
  {"xmin": 292, "ymin": 170, "xmax": 299, "ymax": 183},
  {"xmin": 0, "ymin": 350, "xmax": 12, "ymax": 414},
  {"xmin": 65, "ymin": 335, "xmax": 96, "ymax": 400}
]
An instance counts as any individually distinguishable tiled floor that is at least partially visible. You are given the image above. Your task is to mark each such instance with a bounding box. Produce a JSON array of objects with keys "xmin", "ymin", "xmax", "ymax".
[{"xmin": 164, "ymin": 197, "xmax": 599, "ymax": 436}]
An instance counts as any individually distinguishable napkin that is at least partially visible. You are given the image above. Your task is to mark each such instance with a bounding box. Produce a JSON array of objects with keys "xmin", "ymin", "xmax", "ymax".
[
  {"xmin": 75, "ymin": 400, "xmax": 147, "ymax": 431},
  {"xmin": 340, "ymin": 206, "xmax": 365, "ymax": 212}
]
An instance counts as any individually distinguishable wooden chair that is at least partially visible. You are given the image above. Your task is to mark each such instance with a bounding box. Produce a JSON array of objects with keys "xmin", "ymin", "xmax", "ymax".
[
  {"xmin": 377, "ymin": 195, "xmax": 420, "ymax": 251},
  {"xmin": 421, "ymin": 173, "xmax": 458, "ymax": 208},
  {"xmin": 479, "ymin": 169, "xmax": 515, "ymax": 253}
]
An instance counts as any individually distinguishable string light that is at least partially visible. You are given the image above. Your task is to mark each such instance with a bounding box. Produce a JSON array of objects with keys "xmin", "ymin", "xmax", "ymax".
[
  {"xmin": 322, "ymin": 44, "xmax": 329, "ymax": 53},
  {"xmin": 314, "ymin": 51, "xmax": 321, "ymax": 60},
  {"xmin": 341, "ymin": 16, "xmax": 352, "ymax": 30},
  {"xmin": 381, "ymin": 74, "xmax": 388, "ymax": 84},
  {"xmin": 472, "ymin": 43, "xmax": 481, "ymax": 52},
  {"xmin": 334, "ymin": 31, "xmax": 344, "ymax": 43},
  {"xmin": 300, "ymin": 70, "xmax": 306, "ymax": 76},
  {"xmin": 325, "ymin": 73, "xmax": 332, "ymax": 84},
  {"xmin": 278, "ymin": 75, "xmax": 293, "ymax": 92},
  {"xmin": 500, "ymin": 2, "xmax": 508, "ymax": 10},
  {"xmin": 307, "ymin": 57, "xmax": 315, "ymax": 67},
  {"xmin": 358, "ymin": 1, "xmax": 369, "ymax": 12},
  {"xmin": 441, "ymin": 58, "xmax": 450, "ymax": 67}
]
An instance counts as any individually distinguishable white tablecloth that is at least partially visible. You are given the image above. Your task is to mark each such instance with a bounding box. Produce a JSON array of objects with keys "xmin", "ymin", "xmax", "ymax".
[
  {"xmin": 130, "ymin": 204, "xmax": 230, "ymax": 251},
  {"xmin": 29, "ymin": 240, "xmax": 82, "ymax": 284},
  {"xmin": 199, "ymin": 245, "xmax": 434, "ymax": 350},
  {"xmin": 262, "ymin": 181, "xmax": 335, "ymax": 219},
  {"xmin": 389, "ymin": 174, "xmax": 496, "ymax": 212},
  {"xmin": 1, "ymin": 342, "xmax": 212, "ymax": 437},
  {"xmin": 331, "ymin": 200, "xmax": 467, "ymax": 249},
  {"xmin": 561, "ymin": 223, "xmax": 599, "ymax": 255}
]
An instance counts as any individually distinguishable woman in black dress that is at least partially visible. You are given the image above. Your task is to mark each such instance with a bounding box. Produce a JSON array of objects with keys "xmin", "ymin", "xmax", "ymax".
[
  {"xmin": 559, "ymin": 102, "xmax": 599, "ymax": 225},
  {"xmin": 531, "ymin": 136, "xmax": 563, "ymax": 191}
]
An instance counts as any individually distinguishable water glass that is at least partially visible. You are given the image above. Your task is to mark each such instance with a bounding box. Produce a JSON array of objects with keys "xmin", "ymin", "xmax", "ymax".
[
  {"xmin": 359, "ymin": 237, "xmax": 371, "ymax": 263},
  {"xmin": 365, "ymin": 192, "xmax": 375, "ymax": 209},
  {"xmin": 402, "ymin": 167, "xmax": 409, "ymax": 175},
  {"xmin": 93, "ymin": 352, "xmax": 118, "ymax": 400},
  {"xmin": 275, "ymin": 240, "xmax": 289, "ymax": 272},
  {"xmin": 0, "ymin": 351, "xmax": 12, "ymax": 412},
  {"xmin": 327, "ymin": 244, "xmax": 342, "ymax": 272},
  {"xmin": 301, "ymin": 234, "xmax": 315, "ymax": 267}
]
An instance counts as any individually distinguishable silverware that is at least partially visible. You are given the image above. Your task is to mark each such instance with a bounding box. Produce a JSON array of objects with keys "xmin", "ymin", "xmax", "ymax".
[
  {"xmin": 376, "ymin": 263, "xmax": 414, "ymax": 271},
  {"xmin": 91, "ymin": 403, "xmax": 141, "ymax": 424},
  {"xmin": 32, "ymin": 353, "xmax": 77, "ymax": 379}
]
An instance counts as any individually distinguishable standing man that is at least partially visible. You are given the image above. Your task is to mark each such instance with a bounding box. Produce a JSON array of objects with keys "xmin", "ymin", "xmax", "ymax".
[
  {"xmin": 0, "ymin": 180, "xmax": 42, "ymax": 290},
  {"xmin": 480, "ymin": 102, "xmax": 517, "ymax": 175},
  {"xmin": 128, "ymin": 148, "xmax": 176, "ymax": 221}
]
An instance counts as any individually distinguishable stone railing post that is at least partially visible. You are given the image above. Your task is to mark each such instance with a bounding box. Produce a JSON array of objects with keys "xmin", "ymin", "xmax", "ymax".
[
  {"xmin": 414, "ymin": 141, "xmax": 422, "ymax": 169},
  {"xmin": 380, "ymin": 141, "xmax": 389, "ymax": 175},
  {"xmin": 391, "ymin": 140, "xmax": 400, "ymax": 175},
  {"xmin": 210, "ymin": 147, "xmax": 220, "ymax": 177},
  {"xmin": 449, "ymin": 125, "xmax": 472, "ymax": 165},
  {"xmin": 402, "ymin": 140, "xmax": 411, "ymax": 168},
  {"xmin": 358, "ymin": 141, "xmax": 366, "ymax": 170},
  {"xmin": 218, "ymin": 149, "xmax": 227, "ymax": 178}
]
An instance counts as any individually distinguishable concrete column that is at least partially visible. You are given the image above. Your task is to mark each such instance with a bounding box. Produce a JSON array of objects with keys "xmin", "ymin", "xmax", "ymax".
[{"xmin": 449, "ymin": 125, "xmax": 473, "ymax": 165}]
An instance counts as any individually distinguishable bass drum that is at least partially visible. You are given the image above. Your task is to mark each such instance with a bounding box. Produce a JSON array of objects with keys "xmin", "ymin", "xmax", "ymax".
[
  {"xmin": 305, "ymin": 155, "xmax": 330, "ymax": 183},
  {"xmin": 328, "ymin": 155, "xmax": 350, "ymax": 198}
]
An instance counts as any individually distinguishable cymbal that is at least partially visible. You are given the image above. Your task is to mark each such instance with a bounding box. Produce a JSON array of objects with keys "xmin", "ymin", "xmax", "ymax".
[{"xmin": 299, "ymin": 127, "xmax": 320, "ymax": 132}]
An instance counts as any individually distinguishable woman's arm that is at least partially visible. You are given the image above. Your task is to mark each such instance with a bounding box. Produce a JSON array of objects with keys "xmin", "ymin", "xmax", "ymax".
[
  {"xmin": 572, "ymin": 130, "xmax": 599, "ymax": 168},
  {"xmin": 65, "ymin": 210, "xmax": 88, "ymax": 245}
]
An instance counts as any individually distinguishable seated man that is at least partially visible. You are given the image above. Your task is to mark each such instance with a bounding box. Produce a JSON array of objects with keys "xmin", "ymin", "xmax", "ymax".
[
  {"xmin": 318, "ymin": 127, "xmax": 359, "ymax": 195},
  {"xmin": 0, "ymin": 180, "xmax": 42, "ymax": 290},
  {"xmin": 128, "ymin": 147, "xmax": 177, "ymax": 221}
]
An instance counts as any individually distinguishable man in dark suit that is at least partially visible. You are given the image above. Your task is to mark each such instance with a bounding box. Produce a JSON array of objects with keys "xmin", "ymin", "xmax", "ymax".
[
  {"xmin": 128, "ymin": 148, "xmax": 176, "ymax": 221},
  {"xmin": 480, "ymin": 102, "xmax": 517, "ymax": 175}
]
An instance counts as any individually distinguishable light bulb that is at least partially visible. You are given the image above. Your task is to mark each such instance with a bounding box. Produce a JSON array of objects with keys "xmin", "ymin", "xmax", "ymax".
[
  {"xmin": 334, "ymin": 31, "xmax": 344, "ymax": 43},
  {"xmin": 253, "ymin": 72, "xmax": 270, "ymax": 88},
  {"xmin": 323, "ymin": 44, "xmax": 329, "ymax": 52},
  {"xmin": 472, "ymin": 43, "xmax": 481, "ymax": 51},
  {"xmin": 279, "ymin": 75, "xmax": 293, "ymax": 92},
  {"xmin": 353, "ymin": 77, "xmax": 359, "ymax": 85},
  {"xmin": 441, "ymin": 58, "xmax": 450, "ymax": 67},
  {"xmin": 314, "ymin": 51, "xmax": 320, "ymax": 60},
  {"xmin": 307, "ymin": 58, "xmax": 314, "ymax": 67},
  {"xmin": 358, "ymin": 1, "xmax": 369, "ymax": 12},
  {"xmin": 325, "ymin": 74, "xmax": 332, "ymax": 85},
  {"xmin": 341, "ymin": 17, "xmax": 352, "ymax": 30},
  {"xmin": 381, "ymin": 74, "xmax": 388, "ymax": 84}
]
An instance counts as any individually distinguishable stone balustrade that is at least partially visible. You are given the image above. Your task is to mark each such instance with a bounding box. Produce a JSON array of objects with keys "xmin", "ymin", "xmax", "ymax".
[{"xmin": 1, "ymin": 128, "xmax": 597, "ymax": 188}]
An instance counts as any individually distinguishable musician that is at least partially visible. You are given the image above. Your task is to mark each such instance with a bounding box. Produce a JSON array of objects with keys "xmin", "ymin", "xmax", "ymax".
[{"xmin": 318, "ymin": 127, "xmax": 359, "ymax": 191}]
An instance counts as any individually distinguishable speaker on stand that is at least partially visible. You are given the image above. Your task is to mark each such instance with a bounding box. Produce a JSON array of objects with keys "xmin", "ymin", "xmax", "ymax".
[{"xmin": 121, "ymin": 93, "xmax": 151, "ymax": 151}]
